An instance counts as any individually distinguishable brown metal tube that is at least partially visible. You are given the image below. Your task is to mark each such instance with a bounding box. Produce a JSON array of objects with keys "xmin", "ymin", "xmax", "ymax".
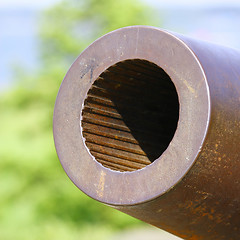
[{"xmin": 53, "ymin": 26, "xmax": 240, "ymax": 239}]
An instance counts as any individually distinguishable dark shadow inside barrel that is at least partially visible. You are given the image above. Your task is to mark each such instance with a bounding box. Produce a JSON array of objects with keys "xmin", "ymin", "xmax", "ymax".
[{"xmin": 81, "ymin": 59, "xmax": 179, "ymax": 172}]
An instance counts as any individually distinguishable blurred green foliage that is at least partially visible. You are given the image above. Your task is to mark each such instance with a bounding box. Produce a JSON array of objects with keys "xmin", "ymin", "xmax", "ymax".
[{"xmin": 0, "ymin": 0, "xmax": 158, "ymax": 239}]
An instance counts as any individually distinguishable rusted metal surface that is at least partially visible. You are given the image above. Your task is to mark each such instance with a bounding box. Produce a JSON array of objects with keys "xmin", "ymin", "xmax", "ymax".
[{"xmin": 53, "ymin": 26, "xmax": 240, "ymax": 239}]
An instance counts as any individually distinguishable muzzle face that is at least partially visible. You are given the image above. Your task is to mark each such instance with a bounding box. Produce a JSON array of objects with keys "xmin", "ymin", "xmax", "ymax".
[{"xmin": 53, "ymin": 26, "xmax": 210, "ymax": 205}]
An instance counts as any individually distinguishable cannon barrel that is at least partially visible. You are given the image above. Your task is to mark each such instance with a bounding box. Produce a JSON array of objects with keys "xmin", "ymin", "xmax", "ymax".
[{"xmin": 53, "ymin": 26, "xmax": 240, "ymax": 239}]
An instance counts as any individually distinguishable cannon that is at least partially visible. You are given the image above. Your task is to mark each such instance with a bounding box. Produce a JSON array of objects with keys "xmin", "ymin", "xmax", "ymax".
[{"xmin": 53, "ymin": 26, "xmax": 240, "ymax": 239}]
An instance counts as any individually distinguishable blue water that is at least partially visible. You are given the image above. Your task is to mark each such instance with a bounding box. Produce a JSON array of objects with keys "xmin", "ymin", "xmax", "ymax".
[
  {"xmin": 161, "ymin": 7, "xmax": 240, "ymax": 49},
  {"xmin": 0, "ymin": 8, "xmax": 39, "ymax": 90},
  {"xmin": 1, "ymin": 6, "xmax": 240, "ymax": 91}
]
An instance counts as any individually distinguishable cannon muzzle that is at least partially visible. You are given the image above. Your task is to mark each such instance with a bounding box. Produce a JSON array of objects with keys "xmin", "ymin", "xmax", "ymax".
[{"xmin": 53, "ymin": 26, "xmax": 240, "ymax": 239}]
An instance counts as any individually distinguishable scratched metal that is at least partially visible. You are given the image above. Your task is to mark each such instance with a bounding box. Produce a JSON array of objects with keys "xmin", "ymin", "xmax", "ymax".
[{"xmin": 53, "ymin": 26, "xmax": 240, "ymax": 239}]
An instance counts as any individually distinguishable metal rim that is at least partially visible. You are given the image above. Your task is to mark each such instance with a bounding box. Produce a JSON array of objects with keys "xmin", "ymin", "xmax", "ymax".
[{"xmin": 53, "ymin": 26, "xmax": 210, "ymax": 205}]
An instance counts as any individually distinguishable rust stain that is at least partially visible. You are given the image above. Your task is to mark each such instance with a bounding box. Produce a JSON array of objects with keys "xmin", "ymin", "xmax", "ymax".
[{"xmin": 188, "ymin": 235, "xmax": 204, "ymax": 240}]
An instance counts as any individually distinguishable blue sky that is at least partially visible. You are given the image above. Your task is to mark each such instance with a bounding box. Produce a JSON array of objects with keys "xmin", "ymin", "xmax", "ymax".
[
  {"xmin": 146, "ymin": 0, "xmax": 240, "ymax": 7},
  {"xmin": 1, "ymin": 0, "xmax": 240, "ymax": 9},
  {"xmin": 0, "ymin": 0, "xmax": 60, "ymax": 9}
]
